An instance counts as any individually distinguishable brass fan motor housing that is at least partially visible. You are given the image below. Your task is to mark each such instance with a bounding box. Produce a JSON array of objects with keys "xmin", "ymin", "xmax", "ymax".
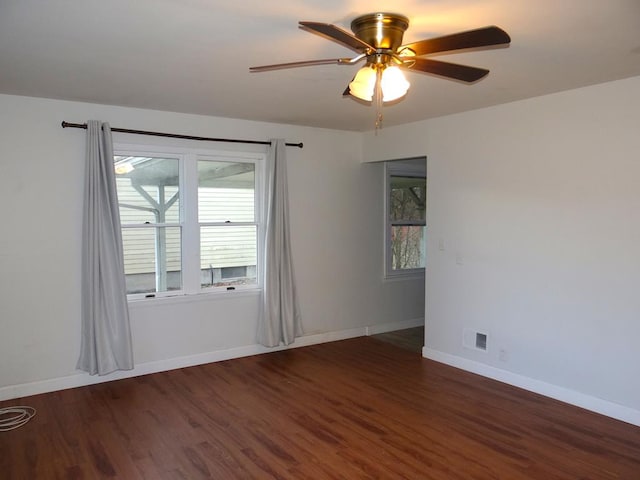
[{"xmin": 350, "ymin": 13, "xmax": 410, "ymax": 51}]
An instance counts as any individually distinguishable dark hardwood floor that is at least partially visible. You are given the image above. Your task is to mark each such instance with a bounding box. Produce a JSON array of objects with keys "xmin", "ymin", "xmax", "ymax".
[
  {"xmin": 372, "ymin": 326, "xmax": 424, "ymax": 353},
  {"xmin": 2, "ymin": 337, "xmax": 640, "ymax": 479}
]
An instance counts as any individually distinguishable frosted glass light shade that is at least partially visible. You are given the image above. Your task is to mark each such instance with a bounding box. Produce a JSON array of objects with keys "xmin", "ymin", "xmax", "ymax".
[
  {"xmin": 381, "ymin": 66, "xmax": 410, "ymax": 101},
  {"xmin": 349, "ymin": 66, "xmax": 376, "ymax": 101},
  {"xmin": 349, "ymin": 65, "xmax": 410, "ymax": 103}
]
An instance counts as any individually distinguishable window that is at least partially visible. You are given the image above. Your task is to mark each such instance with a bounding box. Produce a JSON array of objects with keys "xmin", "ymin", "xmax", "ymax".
[
  {"xmin": 384, "ymin": 159, "xmax": 426, "ymax": 278},
  {"xmin": 114, "ymin": 146, "xmax": 264, "ymax": 298},
  {"xmin": 197, "ymin": 159, "xmax": 258, "ymax": 290}
]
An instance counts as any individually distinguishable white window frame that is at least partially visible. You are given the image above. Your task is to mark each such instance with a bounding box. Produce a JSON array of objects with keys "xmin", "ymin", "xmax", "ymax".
[
  {"xmin": 384, "ymin": 158, "xmax": 427, "ymax": 280},
  {"xmin": 114, "ymin": 143, "xmax": 266, "ymax": 300}
]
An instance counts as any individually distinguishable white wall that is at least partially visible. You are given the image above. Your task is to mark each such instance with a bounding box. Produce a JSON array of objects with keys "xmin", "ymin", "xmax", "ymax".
[
  {"xmin": 0, "ymin": 94, "xmax": 424, "ymax": 398},
  {"xmin": 363, "ymin": 76, "xmax": 640, "ymax": 424}
]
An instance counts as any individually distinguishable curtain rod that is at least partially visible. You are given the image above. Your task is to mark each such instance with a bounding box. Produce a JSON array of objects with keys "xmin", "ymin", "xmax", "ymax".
[{"xmin": 61, "ymin": 121, "xmax": 304, "ymax": 148}]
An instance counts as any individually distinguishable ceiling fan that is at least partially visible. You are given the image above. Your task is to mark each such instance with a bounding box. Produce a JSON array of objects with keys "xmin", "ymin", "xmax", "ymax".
[{"xmin": 250, "ymin": 12, "xmax": 511, "ymax": 127}]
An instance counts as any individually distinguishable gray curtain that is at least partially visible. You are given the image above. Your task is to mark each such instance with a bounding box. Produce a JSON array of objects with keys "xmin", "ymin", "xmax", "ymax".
[
  {"xmin": 77, "ymin": 120, "xmax": 134, "ymax": 375},
  {"xmin": 258, "ymin": 139, "xmax": 303, "ymax": 347}
]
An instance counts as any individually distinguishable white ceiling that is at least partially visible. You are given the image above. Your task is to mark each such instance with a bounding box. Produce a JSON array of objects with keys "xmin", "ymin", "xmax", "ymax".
[{"xmin": 1, "ymin": 0, "xmax": 640, "ymax": 132}]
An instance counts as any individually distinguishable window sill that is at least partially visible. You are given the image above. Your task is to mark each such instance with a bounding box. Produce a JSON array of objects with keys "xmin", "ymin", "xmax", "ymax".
[
  {"xmin": 127, "ymin": 287, "xmax": 261, "ymax": 309},
  {"xmin": 383, "ymin": 271, "xmax": 425, "ymax": 283}
]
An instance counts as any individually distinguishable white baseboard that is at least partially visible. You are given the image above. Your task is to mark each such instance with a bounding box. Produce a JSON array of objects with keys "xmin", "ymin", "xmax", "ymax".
[
  {"xmin": 1, "ymin": 319, "xmax": 422, "ymax": 401},
  {"xmin": 422, "ymin": 347, "xmax": 640, "ymax": 427}
]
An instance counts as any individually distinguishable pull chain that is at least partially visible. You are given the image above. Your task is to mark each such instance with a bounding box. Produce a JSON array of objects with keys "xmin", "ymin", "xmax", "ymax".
[{"xmin": 374, "ymin": 67, "xmax": 384, "ymax": 133}]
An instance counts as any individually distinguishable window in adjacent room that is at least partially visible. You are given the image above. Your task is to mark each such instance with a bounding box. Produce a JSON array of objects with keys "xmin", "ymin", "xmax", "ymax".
[
  {"xmin": 114, "ymin": 147, "xmax": 264, "ymax": 298},
  {"xmin": 384, "ymin": 158, "xmax": 426, "ymax": 278}
]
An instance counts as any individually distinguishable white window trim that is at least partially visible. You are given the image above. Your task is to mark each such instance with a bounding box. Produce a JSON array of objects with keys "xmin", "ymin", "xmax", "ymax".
[
  {"xmin": 384, "ymin": 158, "xmax": 427, "ymax": 280},
  {"xmin": 114, "ymin": 142, "xmax": 266, "ymax": 301}
]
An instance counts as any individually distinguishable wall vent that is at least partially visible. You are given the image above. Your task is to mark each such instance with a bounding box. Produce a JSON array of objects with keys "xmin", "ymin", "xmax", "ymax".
[
  {"xmin": 475, "ymin": 332, "xmax": 487, "ymax": 351},
  {"xmin": 463, "ymin": 328, "xmax": 488, "ymax": 352}
]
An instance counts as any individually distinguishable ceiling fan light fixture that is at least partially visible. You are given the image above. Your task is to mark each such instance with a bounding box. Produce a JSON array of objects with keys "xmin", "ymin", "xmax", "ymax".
[
  {"xmin": 381, "ymin": 66, "xmax": 410, "ymax": 102},
  {"xmin": 349, "ymin": 65, "xmax": 376, "ymax": 101},
  {"xmin": 250, "ymin": 12, "xmax": 510, "ymax": 130},
  {"xmin": 349, "ymin": 64, "xmax": 410, "ymax": 103}
]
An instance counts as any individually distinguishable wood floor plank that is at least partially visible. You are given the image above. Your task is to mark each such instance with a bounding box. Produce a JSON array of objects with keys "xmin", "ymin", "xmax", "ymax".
[{"xmin": 2, "ymin": 337, "xmax": 640, "ymax": 479}]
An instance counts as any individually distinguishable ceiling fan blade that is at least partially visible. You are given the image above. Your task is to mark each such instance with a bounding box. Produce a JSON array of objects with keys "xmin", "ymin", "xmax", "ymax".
[
  {"xmin": 299, "ymin": 21, "xmax": 374, "ymax": 53},
  {"xmin": 400, "ymin": 26, "xmax": 510, "ymax": 56},
  {"xmin": 250, "ymin": 58, "xmax": 355, "ymax": 72},
  {"xmin": 403, "ymin": 58, "xmax": 489, "ymax": 82}
]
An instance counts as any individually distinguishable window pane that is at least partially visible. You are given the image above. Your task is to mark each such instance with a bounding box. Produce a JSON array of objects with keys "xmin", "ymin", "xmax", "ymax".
[
  {"xmin": 391, "ymin": 225, "xmax": 426, "ymax": 270},
  {"xmin": 122, "ymin": 226, "xmax": 182, "ymax": 294},
  {"xmin": 390, "ymin": 176, "xmax": 426, "ymax": 222},
  {"xmin": 198, "ymin": 160, "xmax": 255, "ymax": 223},
  {"xmin": 114, "ymin": 156, "xmax": 180, "ymax": 224},
  {"xmin": 200, "ymin": 225, "xmax": 257, "ymax": 288}
]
